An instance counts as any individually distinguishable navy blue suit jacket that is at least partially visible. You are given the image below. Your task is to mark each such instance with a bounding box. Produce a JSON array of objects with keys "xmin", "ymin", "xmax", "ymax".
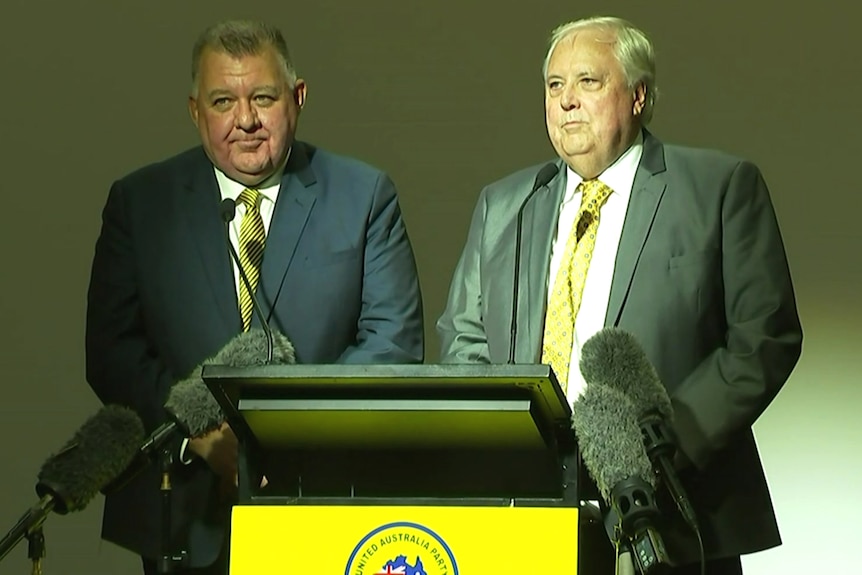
[{"xmin": 86, "ymin": 141, "xmax": 424, "ymax": 566}]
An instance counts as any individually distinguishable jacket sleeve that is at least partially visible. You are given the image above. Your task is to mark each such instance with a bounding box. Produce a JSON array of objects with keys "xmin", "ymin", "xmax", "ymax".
[{"xmin": 436, "ymin": 188, "xmax": 493, "ymax": 364}]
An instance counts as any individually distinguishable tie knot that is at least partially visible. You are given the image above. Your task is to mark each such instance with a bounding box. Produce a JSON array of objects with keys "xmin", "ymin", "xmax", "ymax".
[
  {"xmin": 578, "ymin": 179, "xmax": 612, "ymax": 212},
  {"xmin": 237, "ymin": 188, "xmax": 262, "ymax": 210}
]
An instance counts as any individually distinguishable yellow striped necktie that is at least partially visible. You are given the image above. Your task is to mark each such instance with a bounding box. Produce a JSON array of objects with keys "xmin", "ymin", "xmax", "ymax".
[
  {"xmin": 236, "ymin": 188, "xmax": 265, "ymax": 332},
  {"xmin": 541, "ymin": 179, "xmax": 612, "ymax": 392}
]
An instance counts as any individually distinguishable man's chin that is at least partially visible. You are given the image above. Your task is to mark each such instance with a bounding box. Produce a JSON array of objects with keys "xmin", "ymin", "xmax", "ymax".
[
  {"xmin": 560, "ymin": 140, "xmax": 592, "ymax": 158},
  {"xmin": 227, "ymin": 160, "xmax": 275, "ymax": 183}
]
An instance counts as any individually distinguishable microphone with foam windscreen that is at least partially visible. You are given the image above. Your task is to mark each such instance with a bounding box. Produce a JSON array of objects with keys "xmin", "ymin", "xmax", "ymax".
[
  {"xmin": 509, "ymin": 162, "xmax": 559, "ymax": 364},
  {"xmin": 101, "ymin": 328, "xmax": 297, "ymax": 495},
  {"xmin": 208, "ymin": 325, "xmax": 295, "ymax": 372},
  {"xmin": 571, "ymin": 383, "xmax": 672, "ymax": 573},
  {"xmin": 220, "ymin": 197, "xmax": 275, "ymax": 364},
  {"xmin": 580, "ymin": 327, "xmax": 699, "ymax": 533},
  {"xmin": 167, "ymin": 327, "xmax": 296, "ymax": 437},
  {"xmin": 0, "ymin": 405, "xmax": 144, "ymax": 562}
]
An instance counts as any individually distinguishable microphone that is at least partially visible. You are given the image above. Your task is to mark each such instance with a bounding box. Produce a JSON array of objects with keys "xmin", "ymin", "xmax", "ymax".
[
  {"xmin": 207, "ymin": 324, "xmax": 296, "ymax": 371},
  {"xmin": 571, "ymin": 383, "xmax": 672, "ymax": 573},
  {"xmin": 101, "ymin": 328, "xmax": 297, "ymax": 494},
  {"xmin": 168, "ymin": 327, "xmax": 296, "ymax": 437},
  {"xmin": 1, "ymin": 405, "xmax": 144, "ymax": 561},
  {"xmin": 580, "ymin": 327, "xmax": 699, "ymax": 532},
  {"xmin": 508, "ymin": 162, "xmax": 559, "ymax": 364},
  {"xmin": 220, "ymin": 197, "xmax": 275, "ymax": 364},
  {"xmin": 98, "ymin": 376, "xmax": 225, "ymax": 496}
]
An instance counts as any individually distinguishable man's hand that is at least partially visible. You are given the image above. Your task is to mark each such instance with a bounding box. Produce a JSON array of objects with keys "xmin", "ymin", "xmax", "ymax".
[
  {"xmin": 188, "ymin": 421, "xmax": 238, "ymax": 481},
  {"xmin": 187, "ymin": 422, "xmax": 268, "ymax": 494}
]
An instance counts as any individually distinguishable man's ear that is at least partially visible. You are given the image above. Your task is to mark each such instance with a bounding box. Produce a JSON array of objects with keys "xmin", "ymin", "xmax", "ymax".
[
  {"xmin": 293, "ymin": 79, "xmax": 307, "ymax": 110},
  {"xmin": 633, "ymin": 83, "xmax": 647, "ymax": 116},
  {"xmin": 188, "ymin": 96, "xmax": 200, "ymax": 128}
]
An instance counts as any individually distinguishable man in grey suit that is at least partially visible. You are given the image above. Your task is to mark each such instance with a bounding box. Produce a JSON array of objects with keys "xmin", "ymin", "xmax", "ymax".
[
  {"xmin": 86, "ymin": 19, "xmax": 423, "ymax": 575},
  {"xmin": 437, "ymin": 16, "xmax": 801, "ymax": 575}
]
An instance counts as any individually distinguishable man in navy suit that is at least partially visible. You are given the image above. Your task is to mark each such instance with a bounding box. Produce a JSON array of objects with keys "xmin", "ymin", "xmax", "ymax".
[{"xmin": 85, "ymin": 19, "xmax": 424, "ymax": 574}]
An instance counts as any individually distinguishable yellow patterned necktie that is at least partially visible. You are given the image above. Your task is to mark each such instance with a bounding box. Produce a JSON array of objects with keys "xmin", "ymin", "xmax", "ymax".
[
  {"xmin": 541, "ymin": 179, "xmax": 612, "ymax": 392},
  {"xmin": 236, "ymin": 188, "xmax": 265, "ymax": 332}
]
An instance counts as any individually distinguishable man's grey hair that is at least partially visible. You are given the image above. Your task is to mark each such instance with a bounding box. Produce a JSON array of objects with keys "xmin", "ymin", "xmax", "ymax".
[
  {"xmin": 541, "ymin": 16, "xmax": 658, "ymax": 124},
  {"xmin": 191, "ymin": 19, "xmax": 298, "ymax": 97}
]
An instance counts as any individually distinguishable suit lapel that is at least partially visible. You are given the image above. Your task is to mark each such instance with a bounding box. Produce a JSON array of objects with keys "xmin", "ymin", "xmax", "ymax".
[
  {"xmin": 257, "ymin": 142, "xmax": 318, "ymax": 323},
  {"xmin": 520, "ymin": 160, "xmax": 567, "ymax": 362},
  {"xmin": 180, "ymin": 153, "xmax": 240, "ymax": 332},
  {"xmin": 605, "ymin": 131, "xmax": 668, "ymax": 326}
]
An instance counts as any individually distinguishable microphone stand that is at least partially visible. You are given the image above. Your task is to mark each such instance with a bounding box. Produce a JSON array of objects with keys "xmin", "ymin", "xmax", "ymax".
[
  {"xmin": 157, "ymin": 445, "xmax": 186, "ymax": 573},
  {"xmin": 0, "ymin": 497, "xmax": 53, "ymax": 565},
  {"xmin": 26, "ymin": 527, "xmax": 44, "ymax": 575}
]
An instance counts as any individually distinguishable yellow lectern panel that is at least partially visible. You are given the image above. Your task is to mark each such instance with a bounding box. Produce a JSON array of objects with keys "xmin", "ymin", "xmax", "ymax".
[{"xmin": 230, "ymin": 505, "xmax": 578, "ymax": 574}]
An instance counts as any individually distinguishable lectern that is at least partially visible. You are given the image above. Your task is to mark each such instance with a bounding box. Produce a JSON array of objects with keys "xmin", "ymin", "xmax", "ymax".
[{"xmin": 201, "ymin": 364, "xmax": 582, "ymax": 573}]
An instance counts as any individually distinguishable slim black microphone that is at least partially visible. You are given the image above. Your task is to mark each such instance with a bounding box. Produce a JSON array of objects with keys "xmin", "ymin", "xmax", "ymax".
[
  {"xmin": 1, "ymin": 406, "xmax": 144, "ymax": 562},
  {"xmin": 509, "ymin": 162, "xmax": 559, "ymax": 364},
  {"xmin": 571, "ymin": 383, "xmax": 672, "ymax": 573},
  {"xmin": 580, "ymin": 327, "xmax": 699, "ymax": 533},
  {"xmin": 220, "ymin": 197, "xmax": 275, "ymax": 364},
  {"xmin": 100, "ymin": 328, "xmax": 297, "ymax": 495}
]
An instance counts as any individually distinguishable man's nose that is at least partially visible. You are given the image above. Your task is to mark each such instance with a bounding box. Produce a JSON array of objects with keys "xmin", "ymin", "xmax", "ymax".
[
  {"xmin": 234, "ymin": 100, "xmax": 260, "ymax": 130},
  {"xmin": 560, "ymin": 85, "xmax": 579, "ymax": 110}
]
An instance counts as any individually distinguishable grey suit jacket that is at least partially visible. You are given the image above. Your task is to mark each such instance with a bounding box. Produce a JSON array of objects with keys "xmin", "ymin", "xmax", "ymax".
[
  {"xmin": 86, "ymin": 141, "xmax": 424, "ymax": 566},
  {"xmin": 436, "ymin": 130, "xmax": 802, "ymax": 564}
]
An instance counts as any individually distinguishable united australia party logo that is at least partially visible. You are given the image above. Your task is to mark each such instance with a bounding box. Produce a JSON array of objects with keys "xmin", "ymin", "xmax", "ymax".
[{"xmin": 344, "ymin": 521, "xmax": 459, "ymax": 575}]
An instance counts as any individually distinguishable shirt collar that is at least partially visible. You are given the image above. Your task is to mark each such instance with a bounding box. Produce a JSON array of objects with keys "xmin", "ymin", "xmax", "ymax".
[
  {"xmin": 213, "ymin": 147, "xmax": 292, "ymax": 204},
  {"xmin": 563, "ymin": 130, "xmax": 644, "ymax": 202}
]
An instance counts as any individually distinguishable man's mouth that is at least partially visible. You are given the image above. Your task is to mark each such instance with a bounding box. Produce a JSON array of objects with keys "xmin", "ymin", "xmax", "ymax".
[{"xmin": 233, "ymin": 139, "xmax": 264, "ymax": 150}]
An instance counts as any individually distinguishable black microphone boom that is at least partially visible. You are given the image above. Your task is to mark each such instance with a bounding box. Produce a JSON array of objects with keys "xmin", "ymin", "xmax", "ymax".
[
  {"xmin": 580, "ymin": 327, "xmax": 699, "ymax": 532},
  {"xmin": 1, "ymin": 405, "xmax": 144, "ymax": 562},
  {"xmin": 220, "ymin": 197, "xmax": 275, "ymax": 364},
  {"xmin": 508, "ymin": 162, "xmax": 559, "ymax": 364},
  {"xmin": 99, "ymin": 419, "xmax": 177, "ymax": 496}
]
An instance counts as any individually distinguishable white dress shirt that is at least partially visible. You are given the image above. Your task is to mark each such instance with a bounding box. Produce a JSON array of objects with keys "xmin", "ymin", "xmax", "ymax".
[
  {"xmin": 214, "ymin": 162, "xmax": 284, "ymax": 300},
  {"xmin": 546, "ymin": 132, "xmax": 643, "ymax": 404}
]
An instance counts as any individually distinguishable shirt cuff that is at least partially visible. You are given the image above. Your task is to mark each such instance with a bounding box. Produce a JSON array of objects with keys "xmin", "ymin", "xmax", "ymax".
[{"xmin": 178, "ymin": 437, "xmax": 195, "ymax": 465}]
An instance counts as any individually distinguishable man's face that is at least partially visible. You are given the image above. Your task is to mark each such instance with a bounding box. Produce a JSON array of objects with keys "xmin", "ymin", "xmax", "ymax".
[
  {"xmin": 188, "ymin": 46, "xmax": 306, "ymax": 186},
  {"xmin": 544, "ymin": 28, "xmax": 645, "ymax": 179}
]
